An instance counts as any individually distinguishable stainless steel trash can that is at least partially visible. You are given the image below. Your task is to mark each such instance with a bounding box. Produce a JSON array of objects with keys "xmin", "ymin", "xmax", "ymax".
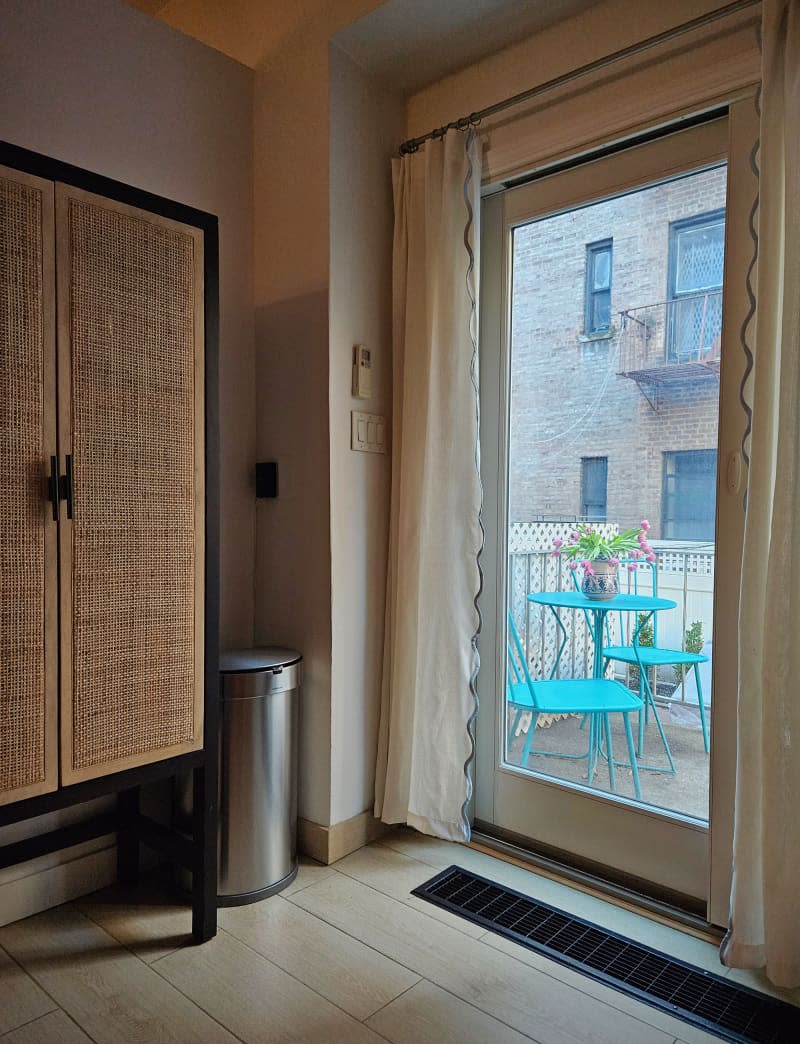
[{"xmin": 217, "ymin": 648, "xmax": 302, "ymax": 904}]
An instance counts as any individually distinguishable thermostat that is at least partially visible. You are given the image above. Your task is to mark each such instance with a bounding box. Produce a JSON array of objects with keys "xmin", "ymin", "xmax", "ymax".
[{"xmin": 352, "ymin": 344, "xmax": 372, "ymax": 399}]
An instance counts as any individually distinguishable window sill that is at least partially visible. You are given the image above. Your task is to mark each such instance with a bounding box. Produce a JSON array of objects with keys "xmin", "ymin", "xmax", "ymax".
[{"xmin": 578, "ymin": 330, "xmax": 615, "ymax": 343}]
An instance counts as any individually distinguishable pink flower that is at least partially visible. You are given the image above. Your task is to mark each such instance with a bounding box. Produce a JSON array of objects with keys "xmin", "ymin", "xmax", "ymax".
[
  {"xmin": 582, "ymin": 560, "xmax": 594, "ymax": 576},
  {"xmin": 570, "ymin": 531, "xmax": 580, "ymax": 542},
  {"xmin": 640, "ymin": 519, "xmax": 650, "ymax": 531},
  {"xmin": 568, "ymin": 560, "xmax": 578, "ymax": 569},
  {"xmin": 630, "ymin": 549, "xmax": 642, "ymax": 559},
  {"xmin": 552, "ymin": 537, "xmax": 563, "ymax": 549},
  {"xmin": 551, "ymin": 550, "xmax": 561, "ymax": 557},
  {"xmin": 627, "ymin": 563, "xmax": 638, "ymax": 572},
  {"xmin": 608, "ymin": 556, "xmax": 620, "ymax": 566},
  {"xmin": 646, "ymin": 552, "xmax": 656, "ymax": 563}
]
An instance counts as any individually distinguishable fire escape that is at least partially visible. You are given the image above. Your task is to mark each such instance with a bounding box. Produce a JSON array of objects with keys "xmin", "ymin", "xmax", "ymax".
[{"xmin": 616, "ymin": 291, "xmax": 722, "ymax": 410}]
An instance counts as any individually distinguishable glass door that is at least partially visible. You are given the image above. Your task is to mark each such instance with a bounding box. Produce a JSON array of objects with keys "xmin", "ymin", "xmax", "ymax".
[{"xmin": 475, "ymin": 109, "xmax": 756, "ymax": 920}]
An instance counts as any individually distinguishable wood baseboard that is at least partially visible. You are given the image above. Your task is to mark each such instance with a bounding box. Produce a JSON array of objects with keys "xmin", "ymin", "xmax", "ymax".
[
  {"xmin": 0, "ymin": 808, "xmax": 388, "ymax": 927},
  {"xmin": 298, "ymin": 810, "xmax": 389, "ymax": 865},
  {"xmin": 0, "ymin": 839, "xmax": 116, "ymax": 928}
]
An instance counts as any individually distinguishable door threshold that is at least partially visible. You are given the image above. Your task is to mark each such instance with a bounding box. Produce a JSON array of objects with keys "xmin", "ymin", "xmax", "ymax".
[{"xmin": 470, "ymin": 827, "xmax": 722, "ymax": 946}]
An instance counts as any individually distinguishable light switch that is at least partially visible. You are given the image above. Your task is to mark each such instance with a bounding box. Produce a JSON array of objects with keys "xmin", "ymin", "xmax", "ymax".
[{"xmin": 351, "ymin": 411, "xmax": 387, "ymax": 454}]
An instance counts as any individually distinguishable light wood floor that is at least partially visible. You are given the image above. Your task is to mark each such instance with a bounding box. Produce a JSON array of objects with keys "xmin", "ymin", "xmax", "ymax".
[{"xmin": 0, "ymin": 828, "xmax": 796, "ymax": 1043}]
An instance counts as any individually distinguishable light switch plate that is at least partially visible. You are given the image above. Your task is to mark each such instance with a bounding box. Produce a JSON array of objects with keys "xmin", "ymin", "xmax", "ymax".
[{"xmin": 351, "ymin": 411, "xmax": 386, "ymax": 454}]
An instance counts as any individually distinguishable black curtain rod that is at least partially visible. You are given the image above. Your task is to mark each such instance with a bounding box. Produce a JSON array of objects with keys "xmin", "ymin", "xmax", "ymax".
[{"xmin": 398, "ymin": 0, "xmax": 760, "ymax": 155}]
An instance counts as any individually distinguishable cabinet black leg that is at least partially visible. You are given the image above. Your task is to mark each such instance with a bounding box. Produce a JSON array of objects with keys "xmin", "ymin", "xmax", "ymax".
[
  {"xmin": 191, "ymin": 764, "xmax": 217, "ymax": 942},
  {"xmin": 117, "ymin": 786, "xmax": 140, "ymax": 886}
]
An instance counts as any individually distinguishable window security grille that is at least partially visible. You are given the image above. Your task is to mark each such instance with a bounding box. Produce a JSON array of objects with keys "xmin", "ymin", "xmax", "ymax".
[{"xmin": 667, "ymin": 211, "xmax": 725, "ymax": 361}]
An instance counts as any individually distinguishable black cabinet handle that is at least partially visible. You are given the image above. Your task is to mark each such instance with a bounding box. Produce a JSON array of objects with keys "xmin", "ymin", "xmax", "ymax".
[
  {"xmin": 48, "ymin": 455, "xmax": 59, "ymax": 522},
  {"xmin": 59, "ymin": 455, "xmax": 74, "ymax": 520}
]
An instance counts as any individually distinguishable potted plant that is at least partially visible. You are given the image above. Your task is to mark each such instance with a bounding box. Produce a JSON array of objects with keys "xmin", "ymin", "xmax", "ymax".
[
  {"xmin": 675, "ymin": 620, "xmax": 704, "ymax": 682},
  {"xmin": 552, "ymin": 520, "xmax": 656, "ymax": 600}
]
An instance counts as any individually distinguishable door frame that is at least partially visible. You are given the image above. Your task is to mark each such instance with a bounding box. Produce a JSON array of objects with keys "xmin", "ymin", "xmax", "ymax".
[{"xmin": 474, "ymin": 100, "xmax": 757, "ymax": 923}]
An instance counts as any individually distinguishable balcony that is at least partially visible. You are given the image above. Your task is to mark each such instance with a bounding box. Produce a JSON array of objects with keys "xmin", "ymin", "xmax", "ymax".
[
  {"xmin": 617, "ymin": 292, "xmax": 722, "ymax": 407},
  {"xmin": 508, "ymin": 523, "xmax": 713, "ymax": 820}
]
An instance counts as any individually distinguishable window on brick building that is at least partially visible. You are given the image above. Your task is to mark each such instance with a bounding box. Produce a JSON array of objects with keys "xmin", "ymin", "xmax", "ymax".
[
  {"xmin": 581, "ymin": 456, "xmax": 608, "ymax": 521},
  {"xmin": 667, "ymin": 210, "xmax": 725, "ymax": 361},
  {"xmin": 584, "ymin": 239, "xmax": 612, "ymax": 334},
  {"xmin": 662, "ymin": 449, "xmax": 717, "ymax": 540}
]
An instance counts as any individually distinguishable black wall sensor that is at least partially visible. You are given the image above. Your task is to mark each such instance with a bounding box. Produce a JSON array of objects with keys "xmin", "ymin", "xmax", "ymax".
[{"xmin": 256, "ymin": 461, "xmax": 278, "ymax": 498}]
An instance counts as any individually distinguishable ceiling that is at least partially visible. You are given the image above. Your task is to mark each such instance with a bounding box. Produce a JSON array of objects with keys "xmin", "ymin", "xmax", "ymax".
[
  {"xmin": 125, "ymin": 0, "xmax": 603, "ymax": 87},
  {"xmin": 333, "ymin": 0, "xmax": 602, "ymax": 94},
  {"xmin": 128, "ymin": 0, "xmax": 170, "ymax": 14}
]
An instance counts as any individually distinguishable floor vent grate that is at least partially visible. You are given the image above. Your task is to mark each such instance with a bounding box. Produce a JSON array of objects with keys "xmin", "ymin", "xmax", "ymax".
[{"xmin": 412, "ymin": 865, "xmax": 800, "ymax": 1043}]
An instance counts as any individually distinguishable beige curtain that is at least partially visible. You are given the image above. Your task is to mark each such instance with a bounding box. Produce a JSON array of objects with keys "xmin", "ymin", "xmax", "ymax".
[
  {"xmin": 721, "ymin": 0, "xmax": 800, "ymax": 989},
  {"xmin": 374, "ymin": 129, "xmax": 483, "ymax": 841}
]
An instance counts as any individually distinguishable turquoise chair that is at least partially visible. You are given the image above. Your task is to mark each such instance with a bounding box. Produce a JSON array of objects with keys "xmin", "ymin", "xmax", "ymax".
[
  {"xmin": 507, "ymin": 614, "xmax": 643, "ymax": 800},
  {"xmin": 600, "ymin": 561, "xmax": 710, "ymax": 761}
]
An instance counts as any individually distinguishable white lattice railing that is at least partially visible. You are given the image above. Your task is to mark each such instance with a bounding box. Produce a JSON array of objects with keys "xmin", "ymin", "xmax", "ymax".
[{"xmin": 508, "ymin": 520, "xmax": 618, "ymax": 554}]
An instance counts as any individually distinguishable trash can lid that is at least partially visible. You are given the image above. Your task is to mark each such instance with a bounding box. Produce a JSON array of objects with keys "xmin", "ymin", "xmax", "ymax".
[{"xmin": 220, "ymin": 648, "xmax": 302, "ymax": 674}]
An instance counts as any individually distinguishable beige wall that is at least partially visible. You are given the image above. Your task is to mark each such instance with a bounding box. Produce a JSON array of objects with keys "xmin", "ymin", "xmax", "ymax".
[
  {"xmin": 0, "ymin": 0, "xmax": 254, "ymax": 918},
  {"xmin": 328, "ymin": 44, "xmax": 404, "ymax": 825},
  {"xmin": 0, "ymin": 0, "xmax": 256, "ymax": 648},
  {"xmin": 251, "ymin": 20, "xmax": 402, "ymax": 831},
  {"xmin": 252, "ymin": 24, "xmax": 333, "ymax": 827}
]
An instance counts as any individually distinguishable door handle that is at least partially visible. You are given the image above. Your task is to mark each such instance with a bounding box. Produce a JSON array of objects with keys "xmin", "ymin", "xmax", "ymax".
[
  {"xmin": 48, "ymin": 455, "xmax": 59, "ymax": 522},
  {"xmin": 59, "ymin": 454, "xmax": 74, "ymax": 520}
]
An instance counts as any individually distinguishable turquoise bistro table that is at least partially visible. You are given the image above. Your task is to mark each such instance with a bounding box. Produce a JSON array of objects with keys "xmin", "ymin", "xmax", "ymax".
[
  {"xmin": 525, "ymin": 589, "xmax": 677, "ymax": 794},
  {"xmin": 526, "ymin": 589, "xmax": 677, "ymax": 681}
]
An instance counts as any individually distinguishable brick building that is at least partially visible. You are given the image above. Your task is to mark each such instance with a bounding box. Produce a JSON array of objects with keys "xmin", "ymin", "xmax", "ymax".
[{"xmin": 509, "ymin": 165, "xmax": 726, "ymax": 541}]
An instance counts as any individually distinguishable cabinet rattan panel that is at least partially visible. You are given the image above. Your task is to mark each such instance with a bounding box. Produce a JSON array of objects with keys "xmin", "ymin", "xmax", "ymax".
[
  {"xmin": 0, "ymin": 170, "xmax": 57, "ymax": 803},
  {"xmin": 59, "ymin": 191, "xmax": 204, "ymax": 780}
]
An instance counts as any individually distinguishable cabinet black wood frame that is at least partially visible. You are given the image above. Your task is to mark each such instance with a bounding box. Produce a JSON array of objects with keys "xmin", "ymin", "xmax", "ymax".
[{"xmin": 0, "ymin": 141, "xmax": 220, "ymax": 943}]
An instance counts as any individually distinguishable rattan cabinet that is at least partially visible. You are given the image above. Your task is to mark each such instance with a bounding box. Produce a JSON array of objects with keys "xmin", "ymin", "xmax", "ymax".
[
  {"xmin": 0, "ymin": 146, "xmax": 219, "ymax": 941},
  {"xmin": 1, "ymin": 168, "xmax": 204, "ymax": 798}
]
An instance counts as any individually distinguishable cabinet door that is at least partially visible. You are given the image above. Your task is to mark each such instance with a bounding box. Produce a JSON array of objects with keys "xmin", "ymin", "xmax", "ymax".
[
  {"xmin": 0, "ymin": 167, "xmax": 58, "ymax": 805},
  {"xmin": 56, "ymin": 185, "xmax": 205, "ymax": 784}
]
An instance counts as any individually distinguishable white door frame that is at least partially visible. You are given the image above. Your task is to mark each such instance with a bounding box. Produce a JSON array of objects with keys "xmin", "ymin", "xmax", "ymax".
[{"xmin": 475, "ymin": 99, "xmax": 758, "ymax": 923}]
